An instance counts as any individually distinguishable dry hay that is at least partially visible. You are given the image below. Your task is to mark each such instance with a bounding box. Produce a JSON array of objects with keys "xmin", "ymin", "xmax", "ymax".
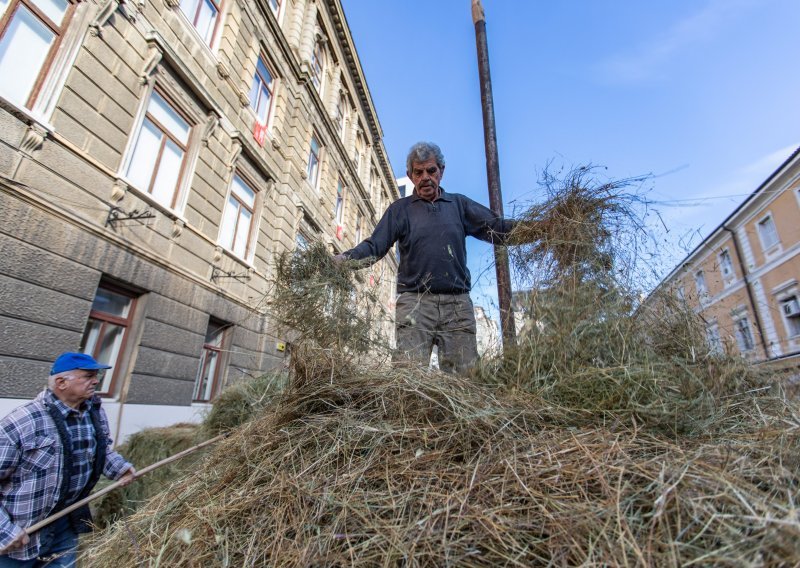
[
  {"xmin": 93, "ymin": 373, "xmax": 288, "ymax": 527},
  {"xmin": 81, "ymin": 168, "xmax": 800, "ymax": 566},
  {"xmin": 203, "ymin": 371, "xmax": 288, "ymax": 436},
  {"xmin": 92, "ymin": 424, "xmax": 201, "ymax": 529},
  {"xmin": 266, "ymin": 242, "xmax": 389, "ymax": 361},
  {"xmin": 82, "ymin": 365, "xmax": 800, "ymax": 566}
]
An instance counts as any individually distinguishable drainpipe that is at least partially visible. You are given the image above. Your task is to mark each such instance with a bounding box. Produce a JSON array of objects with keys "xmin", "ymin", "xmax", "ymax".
[{"xmin": 723, "ymin": 224, "xmax": 770, "ymax": 359}]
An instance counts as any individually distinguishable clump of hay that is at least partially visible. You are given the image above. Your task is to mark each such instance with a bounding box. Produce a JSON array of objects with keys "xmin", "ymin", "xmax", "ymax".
[
  {"xmin": 82, "ymin": 366, "xmax": 800, "ymax": 566},
  {"xmin": 267, "ymin": 242, "xmax": 388, "ymax": 360},
  {"xmin": 478, "ymin": 165, "xmax": 770, "ymax": 436},
  {"xmin": 507, "ymin": 164, "xmax": 648, "ymax": 287},
  {"xmin": 202, "ymin": 371, "xmax": 288, "ymax": 436}
]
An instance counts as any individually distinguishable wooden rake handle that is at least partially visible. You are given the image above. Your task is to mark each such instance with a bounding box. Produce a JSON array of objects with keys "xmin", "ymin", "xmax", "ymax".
[{"xmin": 25, "ymin": 433, "xmax": 227, "ymax": 535}]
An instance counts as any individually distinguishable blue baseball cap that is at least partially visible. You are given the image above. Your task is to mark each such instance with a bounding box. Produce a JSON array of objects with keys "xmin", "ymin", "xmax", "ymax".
[{"xmin": 51, "ymin": 352, "xmax": 112, "ymax": 375}]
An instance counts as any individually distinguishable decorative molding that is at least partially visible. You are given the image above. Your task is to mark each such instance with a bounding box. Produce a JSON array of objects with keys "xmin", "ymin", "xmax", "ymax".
[
  {"xmin": 171, "ymin": 218, "xmax": 185, "ymax": 239},
  {"xmin": 226, "ymin": 138, "xmax": 243, "ymax": 170},
  {"xmin": 139, "ymin": 45, "xmax": 163, "ymax": 86},
  {"xmin": 201, "ymin": 112, "xmax": 220, "ymax": 147},
  {"xmin": 89, "ymin": 0, "xmax": 120, "ymax": 36},
  {"xmin": 163, "ymin": 0, "xmax": 180, "ymax": 7},
  {"xmin": 20, "ymin": 124, "xmax": 48, "ymax": 154},
  {"xmin": 110, "ymin": 179, "xmax": 128, "ymax": 202},
  {"xmin": 216, "ymin": 61, "xmax": 231, "ymax": 80},
  {"xmin": 237, "ymin": 89, "xmax": 250, "ymax": 107},
  {"xmin": 314, "ymin": 29, "xmax": 328, "ymax": 46},
  {"xmin": 213, "ymin": 246, "xmax": 223, "ymax": 263}
]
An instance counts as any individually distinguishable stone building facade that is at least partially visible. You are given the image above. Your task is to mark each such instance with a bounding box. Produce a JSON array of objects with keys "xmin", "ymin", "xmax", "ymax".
[
  {"xmin": 0, "ymin": 0, "xmax": 398, "ymax": 441},
  {"xmin": 655, "ymin": 147, "xmax": 800, "ymax": 363}
]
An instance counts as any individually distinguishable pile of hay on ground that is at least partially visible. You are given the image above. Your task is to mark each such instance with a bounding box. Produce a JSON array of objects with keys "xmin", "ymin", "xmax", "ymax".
[
  {"xmin": 82, "ymin": 168, "xmax": 800, "ymax": 566},
  {"xmin": 83, "ymin": 364, "xmax": 800, "ymax": 566}
]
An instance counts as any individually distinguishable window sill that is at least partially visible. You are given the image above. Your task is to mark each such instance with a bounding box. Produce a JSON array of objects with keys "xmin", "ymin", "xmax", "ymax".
[
  {"xmin": 116, "ymin": 177, "xmax": 189, "ymax": 225},
  {"xmin": 0, "ymin": 95, "xmax": 55, "ymax": 138},
  {"xmin": 763, "ymin": 244, "xmax": 782, "ymax": 260},
  {"xmin": 216, "ymin": 244, "xmax": 257, "ymax": 270}
]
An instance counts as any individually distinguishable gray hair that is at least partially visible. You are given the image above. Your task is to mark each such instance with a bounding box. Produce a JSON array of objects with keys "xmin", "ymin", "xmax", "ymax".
[
  {"xmin": 48, "ymin": 370, "xmax": 75, "ymax": 390},
  {"xmin": 406, "ymin": 142, "xmax": 445, "ymax": 173}
]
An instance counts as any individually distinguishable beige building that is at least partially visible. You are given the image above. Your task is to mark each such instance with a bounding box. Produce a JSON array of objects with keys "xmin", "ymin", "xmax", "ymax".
[
  {"xmin": 655, "ymin": 147, "xmax": 800, "ymax": 363},
  {"xmin": 0, "ymin": 0, "xmax": 398, "ymax": 440}
]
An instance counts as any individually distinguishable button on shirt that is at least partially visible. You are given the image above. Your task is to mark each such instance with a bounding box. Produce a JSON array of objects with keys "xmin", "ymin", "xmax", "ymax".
[
  {"xmin": 343, "ymin": 188, "xmax": 515, "ymax": 294},
  {"xmin": 49, "ymin": 397, "xmax": 97, "ymax": 504}
]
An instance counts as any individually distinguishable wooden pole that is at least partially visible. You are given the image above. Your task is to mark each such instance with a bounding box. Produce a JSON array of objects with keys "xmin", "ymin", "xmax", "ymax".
[
  {"xmin": 25, "ymin": 433, "xmax": 227, "ymax": 535},
  {"xmin": 472, "ymin": 0, "xmax": 516, "ymax": 345}
]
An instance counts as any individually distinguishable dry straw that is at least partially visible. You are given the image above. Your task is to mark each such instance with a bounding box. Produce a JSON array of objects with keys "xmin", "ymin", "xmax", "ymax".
[{"xmin": 82, "ymin": 167, "xmax": 800, "ymax": 566}]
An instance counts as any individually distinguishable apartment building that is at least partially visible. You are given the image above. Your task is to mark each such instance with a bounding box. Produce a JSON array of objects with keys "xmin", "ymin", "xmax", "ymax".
[
  {"xmin": 0, "ymin": 0, "xmax": 398, "ymax": 441},
  {"xmin": 656, "ymin": 147, "xmax": 800, "ymax": 362}
]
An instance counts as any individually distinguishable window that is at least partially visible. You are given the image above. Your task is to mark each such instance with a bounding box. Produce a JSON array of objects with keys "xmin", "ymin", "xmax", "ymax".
[
  {"xmin": 706, "ymin": 323, "xmax": 723, "ymax": 354},
  {"xmin": 125, "ymin": 90, "xmax": 193, "ymax": 210},
  {"xmin": 219, "ymin": 173, "xmax": 257, "ymax": 260},
  {"xmin": 694, "ymin": 270, "xmax": 707, "ymax": 296},
  {"xmin": 178, "ymin": 0, "xmax": 220, "ymax": 45},
  {"xmin": 354, "ymin": 134, "xmax": 365, "ymax": 175},
  {"xmin": 781, "ymin": 295, "xmax": 800, "ymax": 337},
  {"xmin": 0, "ymin": 0, "xmax": 75, "ymax": 109},
  {"xmin": 307, "ymin": 133, "xmax": 322, "ymax": 188},
  {"xmin": 310, "ymin": 37, "xmax": 325, "ymax": 92},
  {"xmin": 719, "ymin": 249, "xmax": 734, "ymax": 279},
  {"xmin": 334, "ymin": 179, "xmax": 344, "ymax": 225},
  {"xmin": 79, "ymin": 283, "xmax": 138, "ymax": 396},
  {"xmin": 676, "ymin": 286, "xmax": 685, "ymax": 302},
  {"xmin": 249, "ymin": 55, "xmax": 274, "ymax": 125},
  {"xmin": 267, "ymin": 0, "xmax": 280, "ymax": 16},
  {"xmin": 354, "ymin": 210, "xmax": 362, "ymax": 243},
  {"xmin": 334, "ymin": 90, "xmax": 347, "ymax": 139},
  {"xmin": 757, "ymin": 215, "xmax": 780, "ymax": 251},
  {"xmin": 295, "ymin": 231, "xmax": 309, "ymax": 251},
  {"xmin": 193, "ymin": 319, "xmax": 231, "ymax": 402},
  {"xmin": 734, "ymin": 316, "xmax": 755, "ymax": 353}
]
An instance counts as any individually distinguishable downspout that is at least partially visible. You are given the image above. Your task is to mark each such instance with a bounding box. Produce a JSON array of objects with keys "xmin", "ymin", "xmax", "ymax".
[{"xmin": 723, "ymin": 224, "xmax": 770, "ymax": 359}]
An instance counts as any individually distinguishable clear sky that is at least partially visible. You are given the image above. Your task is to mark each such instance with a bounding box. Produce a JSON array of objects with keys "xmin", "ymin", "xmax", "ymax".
[{"xmin": 339, "ymin": 0, "xmax": 800, "ymax": 315}]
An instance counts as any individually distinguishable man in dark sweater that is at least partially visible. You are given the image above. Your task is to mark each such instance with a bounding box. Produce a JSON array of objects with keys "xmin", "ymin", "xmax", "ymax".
[{"xmin": 338, "ymin": 142, "xmax": 515, "ymax": 374}]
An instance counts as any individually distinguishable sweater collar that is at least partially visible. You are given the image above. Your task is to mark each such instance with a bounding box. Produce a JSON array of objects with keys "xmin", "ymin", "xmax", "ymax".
[{"xmin": 410, "ymin": 186, "xmax": 453, "ymax": 203}]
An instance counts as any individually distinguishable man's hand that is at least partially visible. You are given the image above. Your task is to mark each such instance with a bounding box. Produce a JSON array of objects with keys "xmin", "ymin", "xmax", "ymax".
[
  {"xmin": 117, "ymin": 467, "xmax": 136, "ymax": 487},
  {"xmin": 0, "ymin": 529, "xmax": 29, "ymax": 553},
  {"xmin": 333, "ymin": 253, "xmax": 347, "ymax": 264}
]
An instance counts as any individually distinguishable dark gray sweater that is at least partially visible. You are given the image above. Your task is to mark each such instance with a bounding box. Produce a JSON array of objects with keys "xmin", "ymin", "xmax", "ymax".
[{"xmin": 343, "ymin": 188, "xmax": 514, "ymax": 294}]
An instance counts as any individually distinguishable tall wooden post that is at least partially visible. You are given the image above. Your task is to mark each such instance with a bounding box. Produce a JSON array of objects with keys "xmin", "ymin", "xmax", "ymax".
[{"xmin": 472, "ymin": 0, "xmax": 516, "ymax": 345}]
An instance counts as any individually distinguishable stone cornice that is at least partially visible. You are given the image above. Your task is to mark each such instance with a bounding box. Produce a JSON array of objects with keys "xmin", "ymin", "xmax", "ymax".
[{"xmin": 323, "ymin": 0, "xmax": 398, "ymax": 200}]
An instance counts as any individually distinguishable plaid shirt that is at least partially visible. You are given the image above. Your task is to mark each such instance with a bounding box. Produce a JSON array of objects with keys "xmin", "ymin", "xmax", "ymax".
[{"xmin": 0, "ymin": 390, "xmax": 132, "ymax": 560}]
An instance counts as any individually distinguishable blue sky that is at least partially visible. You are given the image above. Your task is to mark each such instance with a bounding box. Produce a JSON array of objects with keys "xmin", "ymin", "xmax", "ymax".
[{"xmin": 340, "ymin": 0, "xmax": 800, "ymax": 314}]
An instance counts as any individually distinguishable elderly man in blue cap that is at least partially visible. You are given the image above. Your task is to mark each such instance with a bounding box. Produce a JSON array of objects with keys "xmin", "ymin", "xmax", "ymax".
[{"xmin": 0, "ymin": 352, "xmax": 136, "ymax": 566}]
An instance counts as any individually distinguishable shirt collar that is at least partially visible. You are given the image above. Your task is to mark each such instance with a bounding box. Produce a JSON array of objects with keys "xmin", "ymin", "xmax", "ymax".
[
  {"xmin": 410, "ymin": 186, "xmax": 453, "ymax": 203},
  {"xmin": 45, "ymin": 389, "xmax": 88, "ymax": 417}
]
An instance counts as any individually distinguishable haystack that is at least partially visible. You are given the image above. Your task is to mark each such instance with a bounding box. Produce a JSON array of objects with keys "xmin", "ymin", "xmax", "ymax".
[
  {"xmin": 82, "ymin": 168, "xmax": 800, "ymax": 566},
  {"xmin": 83, "ymin": 363, "xmax": 800, "ymax": 566}
]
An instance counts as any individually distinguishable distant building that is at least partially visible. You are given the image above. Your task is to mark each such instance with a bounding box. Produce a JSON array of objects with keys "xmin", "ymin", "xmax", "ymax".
[
  {"xmin": 474, "ymin": 305, "xmax": 500, "ymax": 358},
  {"xmin": 653, "ymin": 147, "xmax": 800, "ymax": 363},
  {"xmin": 0, "ymin": 0, "xmax": 397, "ymax": 441},
  {"xmin": 397, "ymin": 175, "xmax": 412, "ymax": 198}
]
